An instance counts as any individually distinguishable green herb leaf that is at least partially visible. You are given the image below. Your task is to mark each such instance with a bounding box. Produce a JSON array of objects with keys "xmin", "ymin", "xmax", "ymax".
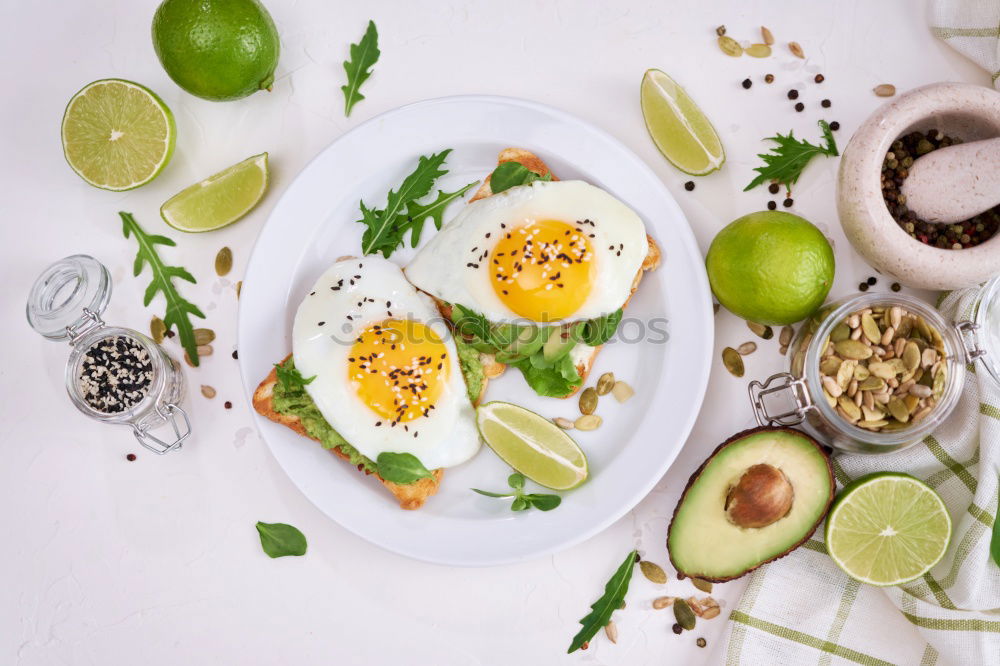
[
  {"xmin": 489, "ymin": 162, "xmax": 552, "ymax": 194},
  {"xmin": 567, "ymin": 550, "xmax": 638, "ymax": 653},
  {"xmin": 376, "ymin": 452, "xmax": 434, "ymax": 484},
  {"xmin": 581, "ymin": 309, "xmax": 623, "ymax": 346},
  {"xmin": 471, "ymin": 488, "xmax": 514, "ymax": 498},
  {"xmin": 120, "ymin": 212, "xmax": 205, "ymax": 366},
  {"xmin": 274, "ymin": 361, "xmax": 316, "ymax": 389},
  {"xmin": 744, "ymin": 120, "xmax": 839, "ymax": 192},
  {"xmin": 991, "ymin": 483, "xmax": 1000, "ymax": 568},
  {"xmin": 472, "ymin": 474, "xmax": 561, "ymax": 513},
  {"xmin": 255, "ymin": 521, "xmax": 308, "ymax": 558},
  {"xmin": 511, "ymin": 496, "xmax": 530, "ymax": 511},
  {"xmin": 525, "ymin": 493, "xmax": 562, "ymax": 511},
  {"xmin": 507, "ymin": 472, "xmax": 526, "ymax": 490},
  {"xmin": 450, "ymin": 303, "xmax": 495, "ymax": 343},
  {"xmin": 406, "ymin": 181, "xmax": 479, "ymax": 247},
  {"xmin": 509, "ymin": 356, "xmax": 582, "ymax": 397},
  {"xmin": 358, "ymin": 150, "xmax": 453, "ymax": 257},
  {"xmin": 341, "ymin": 20, "xmax": 380, "ymax": 117}
]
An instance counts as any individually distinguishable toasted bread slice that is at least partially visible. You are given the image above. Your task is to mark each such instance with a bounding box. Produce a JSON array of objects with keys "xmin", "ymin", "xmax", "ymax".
[
  {"xmin": 253, "ymin": 356, "xmax": 443, "ymax": 510},
  {"xmin": 456, "ymin": 148, "xmax": 662, "ymax": 397}
]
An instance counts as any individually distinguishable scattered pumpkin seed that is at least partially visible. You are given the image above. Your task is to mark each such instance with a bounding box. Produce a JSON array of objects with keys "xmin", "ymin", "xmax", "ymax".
[
  {"xmin": 200, "ymin": 385, "xmax": 217, "ymax": 399},
  {"xmin": 746, "ymin": 43, "xmax": 772, "ymax": 58},
  {"xmin": 722, "ymin": 347, "xmax": 745, "ymax": 377},
  {"xmin": 604, "ymin": 621, "xmax": 618, "ymax": 644},
  {"xmin": 737, "ymin": 341, "xmax": 757, "ymax": 355},
  {"xmin": 692, "ymin": 578, "xmax": 713, "ymax": 593},
  {"xmin": 761, "ymin": 26, "xmax": 774, "ymax": 45},
  {"xmin": 596, "ymin": 372, "xmax": 615, "ymax": 396},
  {"xmin": 874, "ymin": 84, "xmax": 896, "ymax": 97},
  {"xmin": 718, "ymin": 35, "xmax": 743, "ymax": 57},
  {"xmin": 197, "ymin": 344, "xmax": 213, "ymax": 357},
  {"xmin": 746, "ymin": 321, "xmax": 774, "ymax": 339},
  {"xmin": 674, "ymin": 599, "xmax": 697, "ymax": 631},
  {"xmin": 788, "ymin": 41, "xmax": 805, "ymax": 58},
  {"xmin": 553, "ymin": 417, "xmax": 575, "ymax": 430},
  {"xmin": 612, "ymin": 381, "xmax": 634, "ymax": 403},
  {"xmin": 652, "ymin": 596, "xmax": 675, "ymax": 610},
  {"xmin": 194, "ymin": 328, "xmax": 216, "ymax": 346},
  {"xmin": 215, "ymin": 246, "xmax": 233, "ymax": 276},
  {"xmin": 150, "ymin": 316, "xmax": 166, "ymax": 344},
  {"xmin": 575, "ymin": 414, "xmax": 602, "ymax": 431},
  {"xmin": 579, "ymin": 387, "xmax": 598, "ymax": 415},
  {"xmin": 640, "ymin": 560, "xmax": 668, "ymax": 584}
]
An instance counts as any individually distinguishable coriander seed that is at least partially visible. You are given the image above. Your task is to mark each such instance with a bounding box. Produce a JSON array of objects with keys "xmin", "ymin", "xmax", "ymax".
[{"xmin": 764, "ymin": 73, "xmax": 774, "ymax": 83}]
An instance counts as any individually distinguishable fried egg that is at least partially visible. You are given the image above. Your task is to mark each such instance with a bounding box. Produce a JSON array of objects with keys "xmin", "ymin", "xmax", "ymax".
[
  {"xmin": 405, "ymin": 180, "xmax": 649, "ymax": 324},
  {"xmin": 292, "ymin": 257, "xmax": 479, "ymax": 470}
]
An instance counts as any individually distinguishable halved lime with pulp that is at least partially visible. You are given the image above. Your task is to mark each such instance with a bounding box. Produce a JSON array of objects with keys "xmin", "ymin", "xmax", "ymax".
[
  {"xmin": 61, "ymin": 79, "xmax": 175, "ymax": 191},
  {"xmin": 825, "ymin": 472, "xmax": 951, "ymax": 586},
  {"xmin": 160, "ymin": 153, "xmax": 269, "ymax": 232},
  {"xmin": 476, "ymin": 401, "xmax": 588, "ymax": 490},
  {"xmin": 640, "ymin": 69, "xmax": 725, "ymax": 176}
]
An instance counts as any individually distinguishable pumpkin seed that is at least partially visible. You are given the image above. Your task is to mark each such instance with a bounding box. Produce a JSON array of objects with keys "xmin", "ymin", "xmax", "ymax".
[
  {"xmin": 853, "ymin": 365, "xmax": 870, "ymax": 381},
  {"xmin": 830, "ymin": 322, "xmax": 851, "ymax": 342},
  {"xmin": 746, "ymin": 321, "xmax": 774, "ymax": 339},
  {"xmin": 197, "ymin": 344, "xmax": 213, "ymax": 357},
  {"xmin": 861, "ymin": 313, "xmax": 881, "ymax": 344},
  {"xmin": 933, "ymin": 367, "xmax": 946, "ymax": 398},
  {"xmin": 761, "ymin": 25, "xmax": 775, "ymax": 45},
  {"xmin": 150, "ymin": 316, "xmax": 166, "ymax": 344},
  {"xmin": 886, "ymin": 358, "xmax": 907, "ymax": 375},
  {"xmin": 888, "ymin": 398, "xmax": 910, "ymax": 422},
  {"xmin": 612, "ymin": 381, "xmax": 634, "ymax": 403},
  {"xmin": 215, "ymin": 246, "xmax": 233, "ymax": 276},
  {"xmin": 640, "ymin": 560, "xmax": 668, "ymax": 584},
  {"xmin": 692, "ymin": 578, "xmax": 713, "ymax": 593},
  {"xmin": 779, "ymin": 325, "xmax": 794, "ymax": 346},
  {"xmin": 737, "ymin": 341, "xmax": 757, "ymax": 355},
  {"xmin": 604, "ymin": 621, "xmax": 618, "ymax": 644},
  {"xmin": 902, "ymin": 342, "xmax": 921, "ymax": 372},
  {"xmin": 858, "ymin": 375, "xmax": 885, "ymax": 391},
  {"xmin": 652, "ymin": 596, "xmax": 675, "ymax": 610},
  {"xmin": 718, "ymin": 35, "xmax": 743, "ymax": 57},
  {"xmin": 822, "ymin": 390, "xmax": 837, "ymax": 408},
  {"xmin": 746, "ymin": 43, "xmax": 772, "ymax": 58},
  {"xmin": 834, "ymin": 339, "xmax": 873, "ymax": 360},
  {"xmin": 788, "ymin": 41, "xmax": 805, "ymax": 58},
  {"xmin": 838, "ymin": 396, "xmax": 861, "ymax": 421},
  {"xmin": 861, "ymin": 404, "xmax": 884, "ymax": 421},
  {"xmin": 674, "ymin": 599, "xmax": 697, "ymax": 631},
  {"xmin": 722, "ymin": 347, "xmax": 745, "ymax": 377},
  {"xmin": 868, "ymin": 361, "xmax": 895, "ymax": 380},
  {"xmin": 200, "ymin": 385, "xmax": 217, "ymax": 399},
  {"xmin": 575, "ymin": 414, "xmax": 602, "ymax": 431},
  {"xmin": 553, "ymin": 417, "xmax": 575, "ymax": 430},
  {"xmin": 903, "ymin": 394, "xmax": 920, "ymax": 412},
  {"xmin": 836, "ymin": 359, "xmax": 856, "ymax": 388},
  {"xmin": 858, "ymin": 419, "xmax": 889, "ymax": 430},
  {"xmin": 820, "ymin": 356, "xmax": 843, "ymax": 375},
  {"xmin": 194, "ymin": 328, "xmax": 216, "ymax": 346},
  {"xmin": 596, "ymin": 372, "xmax": 616, "ymax": 395},
  {"xmin": 579, "ymin": 387, "xmax": 598, "ymax": 415},
  {"xmin": 874, "ymin": 84, "xmax": 896, "ymax": 97}
]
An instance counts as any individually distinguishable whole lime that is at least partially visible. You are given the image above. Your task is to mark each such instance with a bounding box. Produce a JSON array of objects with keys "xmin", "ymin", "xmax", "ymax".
[
  {"xmin": 152, "ymin": 0, "xmax": 280, "ymax": 102},
  {"xmin": 706, "ymin": 211, "xmax": 835, "ymax": 325}
]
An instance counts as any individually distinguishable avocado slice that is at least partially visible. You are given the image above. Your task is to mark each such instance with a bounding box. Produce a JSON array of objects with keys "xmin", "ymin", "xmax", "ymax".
[
  {"xmin": 542, "ymin": 322, "xmax": 582, "ymax": 363},
  {"xmin": 667, "ymin": 427, "xmax": 834, "ymax": 582}
]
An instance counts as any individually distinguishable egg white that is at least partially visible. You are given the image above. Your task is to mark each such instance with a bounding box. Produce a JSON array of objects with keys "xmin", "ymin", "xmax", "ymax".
[
  {"xmin": 405, "ymin": 180, "xmax": 649, "ymax": 324},
  {"xmin": 292, "ymin": 256, "xmax": 480, "ymax": 470}
]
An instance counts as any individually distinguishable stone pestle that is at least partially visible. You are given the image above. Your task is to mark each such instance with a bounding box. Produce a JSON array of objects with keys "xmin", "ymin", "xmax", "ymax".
[{"xmin": 900, "ymin": 136, "xmax": 1000, "ymax": 224}]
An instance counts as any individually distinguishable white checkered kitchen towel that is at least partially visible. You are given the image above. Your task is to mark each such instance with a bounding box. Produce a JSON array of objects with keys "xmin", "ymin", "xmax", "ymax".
[
  {"xmin": 725, "ymin": 288, "xmax": 1000, "ymax": 665},
  {"xmin": 931, "ymin": 0, "xmax": 1000, "ymax": 89}
]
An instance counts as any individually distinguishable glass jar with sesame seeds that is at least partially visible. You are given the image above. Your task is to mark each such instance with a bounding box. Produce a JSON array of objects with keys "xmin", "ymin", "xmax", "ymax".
[
  {"xmin": 26, "ymin": 255, "xmax": 190, "ymax": 454},
  {"xmin": 748, "ymin": 286, "xmax": 999, "ymax": 454}
]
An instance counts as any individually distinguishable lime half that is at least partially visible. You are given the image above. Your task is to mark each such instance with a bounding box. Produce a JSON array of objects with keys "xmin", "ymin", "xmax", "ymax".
[
  {"xmin": 61, "ymin": 79, "xmax": 175, "ymax": 191},
  {"xmin": 640, "ymin": 69, "xmax": 724, "ymax": 176},
  {"xmin": 161, "ymin": 153, "xmax": 269, "ymax": 232},
  {"xmin": 476, "ymin": 401, "xmax": 588, "ymax": 490},
  {"xmin": 825, "ymin": 472, "xmax": 951, "ymax": 586}
]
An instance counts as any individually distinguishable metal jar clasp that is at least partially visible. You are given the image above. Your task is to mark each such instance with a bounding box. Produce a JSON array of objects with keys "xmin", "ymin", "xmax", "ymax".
[
  {"xmin": 748, "ymin": 372, "xmax": 815, "ymax": 426},
  {"xmin": 956, "ymin": 320, "xmax": 987, "ymax": 363},
  {"xmin": 132, "ymin": 403, "xmax": 191, "ymax": 454}
]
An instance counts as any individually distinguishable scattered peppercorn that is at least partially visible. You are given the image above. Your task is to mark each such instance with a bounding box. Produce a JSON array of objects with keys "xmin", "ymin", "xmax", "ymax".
[
  {"xmin": 814, "ymin": 73, "xmax": 825, "ymax": 83},
  {"xmin": 126, "ymin": 453, "xmax": 137, "ymax": 462},
  {"xmin": 742, "ymin": 78, "xmax": 752, "ymax": 89},
  {"xmin": 821, "ymin": 99, "xmax": 831, "ymax": 108},
  {"xmin": 165, "ymin": 329, "xmax": 175, "ymax": 338},
  {"xmin": 697, "ymin": 637, "xmax": 707, "ymax": 648},
  {"xmin": 783, "ymin": 198, "xmax": 794, "ymax": 208},
  {"xmin": 859, "ymin": 282, "xmax": 869, "ymax": 292},
  {"xmin": 232, "ymin": 349, "xmax": 239, "ymax": 359},
  {"xmin": 684, "ymin": 181, "xmax": 695, "ymax": 191},
  {"xmin": 767, "ymin": 201, "xmax": 777, "ymax": 210},
  {"xmin": 764, "ymin": 73, "xmax": 774, "ymax": 83},
  {"xmin": 787, "ymin": 89, "xmax": 799, "ymax": 100},
  {"xmin": 715, "ymin": 25, "xmax": 726, "ymax": 36},
  {"xmin": 891, "ymin": 282, "xmax": 901, "ymax": 292},
  {"xmin": 768, "ymin": 183, "xmax": 780, "ymax": 194},
  {"xmin": 830, "ymin": 121, "xmax": 841, "ymax": 131},
  {"xmin": 867, "ymin": 276, "xmax": 877, "ymax": 286},
  {"xmin": 224, "ymin": 401, "xmax": 233, "ymax": 409},
  {"xmin": 581, "ymin": 641, "xmax": 589, "ymax": 650},
  {"xmin": 672, "ymin": 623, "xmax": 683, "ymax": 635},
  {"xmin": 794, "ymin": 102, "xmax": 804, "ymax": 112}
]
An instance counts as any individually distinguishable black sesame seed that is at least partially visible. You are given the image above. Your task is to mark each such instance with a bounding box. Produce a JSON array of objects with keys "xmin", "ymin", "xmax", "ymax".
[
  {"xmin": 821, "ymin": 99, "xmax": 831, "ymax": 108},
  {"xmin": 867, "ymin": 276, "xmax": 877, "ymax": 286},
  {"xmin": 830, "ymin": 121, "xmax": 840, "ymax": 131},
  {"xmin": 794, "ymin": 102, "xmax": 804, "ymax": 112},
  {"xmin": 767, "ymin": 201, "xmax": 777, "ymax": 210},
  {"xmin": 787, "ymin": 89, "xmax": 799, "ymax": 100},
  {"xmin": 741, "ymin": 78, "xmax": 752, "ymax": 89},
  {"xmin": 783, "ymin": 198, "xmax": 794, "ymax": 208},
  {"xmin": 684, "ymin": 181, "xmax": 695, "ymax": 191}
]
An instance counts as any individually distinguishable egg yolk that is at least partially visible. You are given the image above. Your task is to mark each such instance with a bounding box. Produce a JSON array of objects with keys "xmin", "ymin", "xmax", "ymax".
[
  {"xmin": 490, "ymin": 219, "xmax": 595, "ymax": 321},
  {"xmin": 347, "ymin": 319, "xmax": 450, "ymax": 424}
]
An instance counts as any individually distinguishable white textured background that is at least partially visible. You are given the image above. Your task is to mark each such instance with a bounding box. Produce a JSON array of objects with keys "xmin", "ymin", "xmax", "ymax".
[{"xmin": 0, "ymin": 1, "xmax": 989, "ymax": 664}]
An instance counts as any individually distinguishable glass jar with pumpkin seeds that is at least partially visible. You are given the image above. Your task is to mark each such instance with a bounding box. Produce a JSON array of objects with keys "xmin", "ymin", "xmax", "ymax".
[{"xmin": 748, "ymin": 292, "xmax": 984, "ymax": 454}]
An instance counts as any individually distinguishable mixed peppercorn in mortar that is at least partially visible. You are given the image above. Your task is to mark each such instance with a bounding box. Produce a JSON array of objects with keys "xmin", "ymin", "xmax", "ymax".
[{"xmin": 78, "ymin": 335, "xmax": 154, "ymax": 413}]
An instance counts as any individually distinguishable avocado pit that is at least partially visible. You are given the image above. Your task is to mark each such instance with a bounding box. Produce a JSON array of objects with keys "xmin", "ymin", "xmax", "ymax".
[{"xmin": 725, "ymin": 463, "xmax": 794, "ymax": 528}]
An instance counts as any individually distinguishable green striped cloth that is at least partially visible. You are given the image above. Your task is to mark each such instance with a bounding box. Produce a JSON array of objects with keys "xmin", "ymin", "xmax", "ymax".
[
  {"xmin": 931, "ymin": 1, "xmax": 1000, "ymax": 88},
  {"xmin": 726, "ymin": 287, "xmax": 1000, "ymax": 664}
]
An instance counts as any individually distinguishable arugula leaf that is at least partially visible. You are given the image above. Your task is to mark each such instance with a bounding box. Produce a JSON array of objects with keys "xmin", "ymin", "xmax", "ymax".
[
  {"xmin": 255, "ymin": 522, "xmax": 308, "ymax": 558},
  {"xmin": 567, "ymin": 550, "xmax": 638, "ymax": 653},
  {"xmin": 376, "ymin": 452, "xmax": 434, "ymax": 484},
  {"xmin": 450, "ymin": 303, "xmax": 495, "ymax": 343},
  {"xmin": 581, "ymin": 309, "xmax": 623, "ymax": 346},
  {"xmin": 991, "ymin": 484, "xmax": 1000, "ymax": 568},
  {"xmin": 406, "ymin": 181, "xmax": 479, "ymax": 247},
  {"xmin": 471, "ymin": 473, "xmax": 561, "ymax": 512},
  {"xmin": 274, "ymin": 361, "xmax": 315, "ymax": 389},
  {"xmin": 119, "ymin": 212, "xmax": 206, "ymax": 366},
  {"xmin": 744, "ymin": 120, "xmax": 839, "ymax": 192},
  {"xmin": 358, "ymin": 150, "xmax": 453, "ymax": 257},
  {"xmin": 489, "ymin": 162, "xmax": 553, "ymax": 194},
  {"xmin": 341, "ymin": 20, "xmax": 380, "ymax": 117}
]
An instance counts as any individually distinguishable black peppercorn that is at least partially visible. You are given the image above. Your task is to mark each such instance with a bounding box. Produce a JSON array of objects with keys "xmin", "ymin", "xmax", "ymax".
[
  {"xmin": 684, "ymin": 181, "xmax": 695, "ymax": 191},
  {"xmin": 126, "ymin": 453, "xmax": 137, "ymax": 462},
  {"xmin": 891, "ymin": 282, "xmax": 901, "ymax": 292},
  {"xmin": 768, "ymin": 183, "xmax": 780, "ymax": 194},
  {"xmin": 742, "ymin": 78, "xmax": 752, "ymax": 89},
  {"xmin": 794, "ymin": 102, "xmax": 804, "ymax": 112},
  {"xmin": 867, "ymin": 276, "xmax": 877, "ymax": 286},
  {"xmin": 232, "ymin": 349, "xmax": 239, "ymax": 359},
  {"xmin": 859, "ymin": 282, "xmax": 869, "ymax": 292},
  {"xmin": 821, "ymin": 99, "xmax": 831, "ymax": 108},
  {"xmin": 224, "ymin": 401, "xmax": 233, "ymax": 409},
  {"xmin": 814, "ymin": 73, "xmax": 825, "ymax": 83},
  {"xmin": 830, "ymin": 121, "xmax": 840, "ymax": 131},
  {"xmin": 767, "ymin": 201, "xmax": 777, "ymax": 210},
  {"xmin": 672, "ymin": 624, "xmax": 683, "ymax": 635},
  {"xmin": 783, "ymin": 198, "xmax": 793, "ymax": 208},
  {"xmin": 787, "ymin": 89, "xmax": 799, "ymax": 100}
]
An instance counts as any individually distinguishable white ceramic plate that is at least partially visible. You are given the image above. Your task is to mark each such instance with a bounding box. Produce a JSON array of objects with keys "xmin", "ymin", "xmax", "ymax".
[{"xmin": 238, "ymin": 96, "xmax": 713, "ymax": 566}]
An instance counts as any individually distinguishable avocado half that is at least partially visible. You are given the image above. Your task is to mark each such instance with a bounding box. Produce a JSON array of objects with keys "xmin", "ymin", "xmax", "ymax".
[{"xmin": 667, "ymin": 427, "xmax": 834, "ymax": 582}]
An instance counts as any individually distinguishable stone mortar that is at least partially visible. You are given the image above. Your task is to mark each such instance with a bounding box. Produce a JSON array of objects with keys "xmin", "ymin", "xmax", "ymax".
[{"xmin": 837, "ymin": 82, "xmax": 1000, "ymax": 290}]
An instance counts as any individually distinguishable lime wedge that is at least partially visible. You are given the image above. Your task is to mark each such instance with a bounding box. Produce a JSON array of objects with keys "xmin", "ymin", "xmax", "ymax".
[
  {"xmin": 825, "ymin": 472, "xmax": 951, "ymax": 586},
  {"xmin": 61, "ymin": 79, "xmax": 175, "ymax": 191},
  {"xmin": 640, "ymin": 69, "xmax": 725, "ymax": 176},
  {"xmin": 160, "ymin": 153, "xmax": 270, "ymax": 232},
  {"xmin": 476, "ymin": 401, "xmax": 588, "ymax": 490}
]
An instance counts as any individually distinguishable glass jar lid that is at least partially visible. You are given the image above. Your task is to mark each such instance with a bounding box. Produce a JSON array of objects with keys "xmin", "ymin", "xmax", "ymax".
[
  {"xmin": 973, "ymin": 275, "xmax": 1000, "ymax": 387},
  {"xmin": 26, "ymin": 255, "xmax": 111, "ymax": 341}
]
